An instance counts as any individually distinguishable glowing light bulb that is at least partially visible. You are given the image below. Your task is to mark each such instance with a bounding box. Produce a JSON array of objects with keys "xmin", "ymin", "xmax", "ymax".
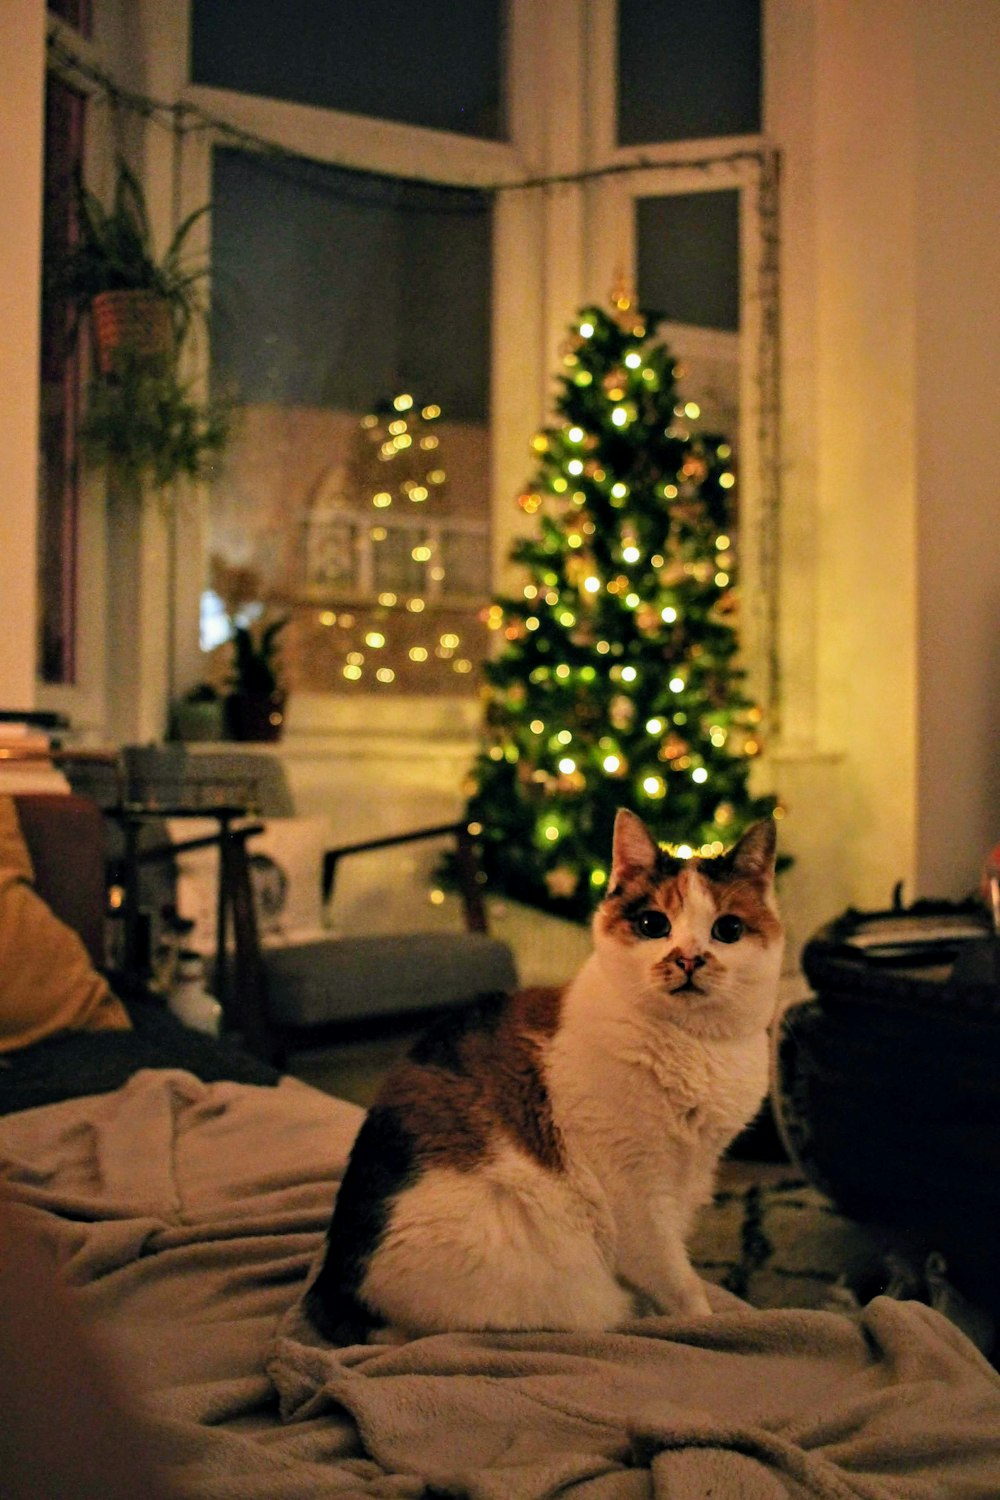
[
  {"xmin": 622, "ymin": 545, "xmax": 640, "ymax": 564},
  {"xmin": 365, "ymin": 632, "xmax": 386, "ymax": 649},
  {"xmin": 715, "ymin": 571, "xmax": 730, "ymax": 587},
  {"xmin": 376, "ymin": 667, "xmax": 395, "ymax": 683},
  {"xmin": 318, "ymin": 610, "xmax": 336, "ymax": 627},
  {"xmin": 684, "ymin": 402, "xmax": 701, "ymax": 419},
  {"xmin": 602, "ymin": 754, "xmax": 621, "ymax": 774},
  {"xmin": 558, "ymin": 757, "xmax": 576, "ymax": 775},
  {"xmin": 421, "ymin": 404, "xmax": 441, "ymax": 419},
  {"xmin": 525, "ymin": 616, "xmax": 539, "ymax": 631},
  {"xmin": 692, "ymin": 767, "xmax": 708, "ymax": 784},
  {"xmin": 583, "ymin": 576, "xmax": 600, "ymax": 594},
  {"xmin": 543, "ymin": 823, "xmax": 561, "ymax": 842},
  {"xmin": 610, "ymin": 482, "xmax": 628, "ymax": 500},
  {"xmin": 343, "ymin": 664, "xmax": 362, "ymax": 681},
  {"xmin": 719, "ymin": 472, "xmax": 736, "ymax": 490},
  {"xmin": 567, "ymin": 459, "xmax": 584, "ymax": 476},
  {"xmin": 669, "ymin": 676, "xmax": 685, "ymax": 693},
  {"xmin": 590, "ymin": 868, "xmax": 607, "ymax": 887},
  {"xmin": 716, "ymin": 534, "xmax": 731, "ymax": 550},
  {"xmin": 555, "ymin": 664, "xmax": 571, "ymax": 680},
  {"xmin": 556, "ymin": 730, "xmax": 572, "ymax": 744},
  {"xmin": 530, "ymin": 719, "xmax": 544, "ymax": 734},
  {"xmin": 393, "ymin": 393, "xmax": 413, "ymax": 411},
  {"xmin": 579, "ymin": 321, "xmax": 595, "ymax": 338},
  {"xmin": 409, "ymin": 647, "xmax": 428, "ymax": 662},
  {"xmin": 677, "ymin": 844, "xmax": 694, "ymax": 859},
  {"xmin": 661, "ymin": 606, "xmax": 678, "ymax": 624},
  {"xmin": 611, "ymin": 407, "xmax": 628, "ymax": 428},
  {"xmin": 624, "ymin": 593, "xmax": 640, "ymax": 609},
  {"xmin": 620, "ymin": 665, "xmax": 637, "ymax": 683},
  {"xmin": 624, "ymin": 351, "xmax": 642, "ymax": 368},
  {"xmin": 642, "ymin": 775, "xmax": 665, "ymax": 798},
  {"xmin": 646, "ymin": 718, "xmax": 663, "ymax": 734},
  {"xmin": 567, "ymin": 426, "xmax": 584, "ymax": 443}
]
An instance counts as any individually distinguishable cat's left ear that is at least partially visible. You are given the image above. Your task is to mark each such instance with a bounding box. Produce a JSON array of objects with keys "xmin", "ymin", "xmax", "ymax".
[
  {"xmin": 729, "ymin": 818, "xmax": 778, "ymax": 880},
  {"xmin": 611, "ymin": 808, "xmax": 660, "ymax": 887}
]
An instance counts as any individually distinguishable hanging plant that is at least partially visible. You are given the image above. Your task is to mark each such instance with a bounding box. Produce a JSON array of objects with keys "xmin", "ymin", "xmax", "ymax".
[{"xmin": 47, "ymin": 156, "xmax": 231, "ymax": 496}]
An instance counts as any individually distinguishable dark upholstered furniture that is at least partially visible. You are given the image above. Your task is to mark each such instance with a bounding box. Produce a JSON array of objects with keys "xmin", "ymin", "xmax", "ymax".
[{"xmin": 774, "ymin": 903, "xmax": 1000, "ymax": 1324}]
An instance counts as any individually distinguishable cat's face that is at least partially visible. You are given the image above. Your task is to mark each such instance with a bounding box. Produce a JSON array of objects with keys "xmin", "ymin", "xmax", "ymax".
[{"xmin": 592, "ymin": 810, "xmax": 784, "ymax": 1039}]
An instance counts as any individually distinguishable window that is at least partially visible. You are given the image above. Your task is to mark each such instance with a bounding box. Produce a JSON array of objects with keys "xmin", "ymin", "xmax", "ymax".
[
  {"xmin": 208, "ymin": 147, "xmax": 493, "ymax": 695},
  {"xmin": 617, "ymin": 0, "xmax": 761, "ymax": 145},
  {"xmin": 190, "ymin": 0, "xmax": 506, "ymax": 139}
]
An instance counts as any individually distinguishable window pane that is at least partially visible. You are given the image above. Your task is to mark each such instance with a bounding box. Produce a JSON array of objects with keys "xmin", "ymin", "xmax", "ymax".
[
  {"xmin": 617, "ymin": 0, "xmax": 761, "ymax": 145},
  {"xmin": 38, "ymin": 73, "xmax": 86, "ymax": 684},
  {"xmin": 636, "ymin": 190, "xmax": 740, "ymax": 333},
  {"xmin": 208, "ymin": 148, "xmax": 492, "ymax": 697},
  {"xmin": 190, "ymin": 0, "xmax": 506, "ymax": 140}
]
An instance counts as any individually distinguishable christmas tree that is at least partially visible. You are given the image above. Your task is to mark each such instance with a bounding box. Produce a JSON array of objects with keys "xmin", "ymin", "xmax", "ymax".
[{"xmin": 465, "ymin": 288, "xmax": 780, "ymax": 921}]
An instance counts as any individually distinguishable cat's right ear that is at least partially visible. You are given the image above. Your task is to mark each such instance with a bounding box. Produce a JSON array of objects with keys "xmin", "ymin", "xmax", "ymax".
[{"xmin": 610, "ymin": 808, "xmax": 660, "ymax": 889}]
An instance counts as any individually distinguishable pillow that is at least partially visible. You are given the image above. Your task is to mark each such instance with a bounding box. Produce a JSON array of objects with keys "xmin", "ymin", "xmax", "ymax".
[
  {"xmin": 0, "ymin": 800, "xmax": 130, "ymax": 1053},
  {"xmin": 168, "ymin": 815, "xmax": 332, "ymax": 953}
]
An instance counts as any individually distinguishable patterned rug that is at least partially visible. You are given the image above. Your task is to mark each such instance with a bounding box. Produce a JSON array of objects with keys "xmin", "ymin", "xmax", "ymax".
[{"xmin": 692, "ymin": 1160, "xmax": 997, "ymax": 1361}]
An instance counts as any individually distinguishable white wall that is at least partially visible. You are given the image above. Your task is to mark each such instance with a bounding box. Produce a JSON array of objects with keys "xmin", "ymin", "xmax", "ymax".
[
  {"xmin": 772, "ymin": 0, "xmax": 1000, "ymax": 932},
  {"xmin": 0, "ymin": 0, "xmax": 45, "ymax": 712}
]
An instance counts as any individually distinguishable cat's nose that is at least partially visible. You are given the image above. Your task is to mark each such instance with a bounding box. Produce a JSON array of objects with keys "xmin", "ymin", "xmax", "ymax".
[{"xmin": 673, "ymin": 952, "xmax": 706, "ymax": 976}]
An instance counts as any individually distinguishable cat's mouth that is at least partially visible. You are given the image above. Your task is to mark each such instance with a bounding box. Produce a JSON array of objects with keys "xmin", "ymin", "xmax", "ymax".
[{"xmin": 669, "ymin": 977, "xmax": 705, "ymax": 996}]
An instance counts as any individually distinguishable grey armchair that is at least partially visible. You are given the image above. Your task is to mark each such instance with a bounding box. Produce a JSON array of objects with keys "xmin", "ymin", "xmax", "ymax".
[{"xmin": 70, "ymin": 745, "xmax": 518, "ymax": 1067}]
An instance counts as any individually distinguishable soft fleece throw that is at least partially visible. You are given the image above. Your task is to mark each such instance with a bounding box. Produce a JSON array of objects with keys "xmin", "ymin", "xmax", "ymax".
[{"xmin": 1, "ymin": 1068, "xmax": 999, "ymax": 1498}]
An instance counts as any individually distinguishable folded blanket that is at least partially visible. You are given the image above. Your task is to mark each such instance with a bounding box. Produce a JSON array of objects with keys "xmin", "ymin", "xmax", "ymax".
[{"xmin": 3, "ymin": 1069, "xmax": 1000, "ymax": 1500}]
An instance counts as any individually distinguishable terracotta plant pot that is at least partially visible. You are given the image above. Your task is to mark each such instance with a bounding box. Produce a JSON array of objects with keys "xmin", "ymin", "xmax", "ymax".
[
  {"xmin": 225, "ymin": 691, "xmax": 287, "ymax": 743},
  {"xmin": 91, "ymin": 289, "xmax": 174, "ymax": 376}
]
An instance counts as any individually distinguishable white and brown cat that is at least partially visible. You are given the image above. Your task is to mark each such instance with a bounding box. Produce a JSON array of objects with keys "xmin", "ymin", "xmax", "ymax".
[{"xmin": 305, "ymin": 809, "xmax": 783, "ymax": 1341}]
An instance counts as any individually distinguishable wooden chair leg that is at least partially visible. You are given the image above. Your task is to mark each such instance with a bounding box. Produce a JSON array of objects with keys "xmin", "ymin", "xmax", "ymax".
[{"xmin": 222, "ymin": 831, "xmax": 282, "ymax": 1067}]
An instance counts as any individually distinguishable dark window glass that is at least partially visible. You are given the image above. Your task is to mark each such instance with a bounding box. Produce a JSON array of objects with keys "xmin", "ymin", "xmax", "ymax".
[
  {"xmin": 617, "ymin": 0, "xmax": 761, "ymax": 145},
  {"xmin": 636, "ymin": 190, "xmax": 740, "ymax": 332},
  {"xmin": 211, "ymin": 148, "xmax": 491, "ymax": 421},
  {"xmin": 190, "ymin": 0, "xmax": 506, "ymax": 141},
  {"xmin": 38, "ymin": 73, "xmax": 86, "ymax": 683}
]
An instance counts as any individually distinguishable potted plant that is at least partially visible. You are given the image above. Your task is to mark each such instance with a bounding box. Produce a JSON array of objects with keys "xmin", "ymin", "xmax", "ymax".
[
  {"xmin": 55, "ymin": 156, "xmax": 208, "ymax": 367},
  {"xmin": 48, "ymin": 156, "xmax": 230, "ymax": 496},
  {"xmin": 225, "ymin": 614, "xmax": 289, "ymax": 742},
  {"xmin": 169, "ymin": 682, "xmax": 226, "ymax": 743}
]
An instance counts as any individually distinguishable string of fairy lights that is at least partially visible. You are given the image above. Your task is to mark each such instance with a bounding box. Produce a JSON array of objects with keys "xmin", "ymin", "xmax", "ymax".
[{"xmin": 306, "ymin": 395, "xmax": 478, "ymax": 685}]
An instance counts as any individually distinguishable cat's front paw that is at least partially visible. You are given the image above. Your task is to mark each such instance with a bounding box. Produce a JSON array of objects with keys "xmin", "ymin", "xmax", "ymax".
[{"xmin": 663, "ymin": 1281, "xmax": 713, "ymax": 1319}]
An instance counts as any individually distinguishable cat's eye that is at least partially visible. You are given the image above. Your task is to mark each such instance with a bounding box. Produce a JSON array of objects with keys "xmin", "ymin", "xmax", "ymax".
[
  {"xmin": 712, "ymin": 914, "xmax": 745, "ymax": 944},
  {"xmin": 635, "ymin": 909, "xmax": 671, "ymax": 939}
]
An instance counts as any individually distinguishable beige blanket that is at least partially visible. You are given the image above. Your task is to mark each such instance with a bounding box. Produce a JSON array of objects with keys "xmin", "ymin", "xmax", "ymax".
[{"xmin": 2, "ymin": 1068, "xmax": 999, "ymax": 1499}]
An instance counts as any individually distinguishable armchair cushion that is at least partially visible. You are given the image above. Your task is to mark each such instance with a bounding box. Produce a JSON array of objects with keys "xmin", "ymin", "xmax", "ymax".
[
  {"xmin": 263, "ymin": 930, "xmax": 519, "ymax": 1028},
  {"xmin": 0, "ymin": 798, "xmax": 131, "ymax": 1053},
  {"xmin": 169, "ymin": 815, "xmax": 333, "ymax": 948}
]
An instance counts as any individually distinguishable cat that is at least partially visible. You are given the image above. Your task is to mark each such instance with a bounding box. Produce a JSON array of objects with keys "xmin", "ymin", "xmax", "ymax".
[{"xmin": 304, "ymin": 809, "xmax": 783, "ymax": 1342}]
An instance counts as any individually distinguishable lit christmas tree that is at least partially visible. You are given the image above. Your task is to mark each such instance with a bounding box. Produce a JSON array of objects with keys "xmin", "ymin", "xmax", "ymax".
[{"xmin": 465, "ymin": 288, "xmax": 780, "ymax": 921}]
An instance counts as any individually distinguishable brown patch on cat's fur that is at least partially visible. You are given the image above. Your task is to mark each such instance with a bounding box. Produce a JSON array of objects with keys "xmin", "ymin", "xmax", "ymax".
[{"xmin": 376, "ymin": 988, "xmax": 566, "ymax": 1175}]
